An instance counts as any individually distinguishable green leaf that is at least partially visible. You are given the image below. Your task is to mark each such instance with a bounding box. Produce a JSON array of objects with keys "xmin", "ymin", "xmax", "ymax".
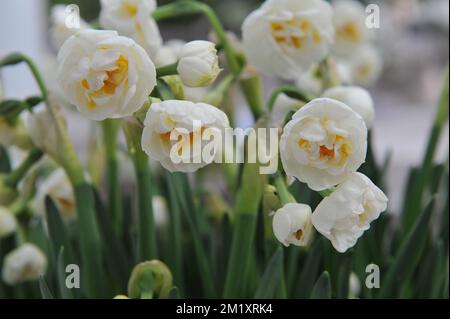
[
  {"xmin": 403, "ymin": 68, "xmax": 448, "ymax": 233},
  {"xmin": 336, "ymin": 253, "xmax": 352, "ymax": 299},
  {"xmin": 168, "ymin": 172, "xmax": 216, "ymax": 297},
  {"xmin": 93, "ymin": 189, "xmax": 130, "ymax": 288},
  {"xmin": 39, "ymin": 277, "xmax": 54, "ymax": 299},
  {"xmin": 0, "ymin": 145, "xmax": 11, "ymax": 173},
  {"xmin": 310, "ymin": 271, "xmax": 331, "ymax": 299},
  {"xmin": 44, "ymin": 196, "xmax": 76, "ymax": 264},
  {"xmin": 56, "ymin": 248, "xmax": 74, "ymax": 299},
  {"xmin": 168, "ymin": 287, "xmax": 180, "ymax": 299},
  {"xmin": 254, "ymin": 247, "xmax": 284, "ymax": 298},
  {"xmin": 379, "ymin": 198, "xmax": 435, "ymax": 298},
  {"xmin": 296, "ymin": 239, "xmax": 322, "ymax": 298}
]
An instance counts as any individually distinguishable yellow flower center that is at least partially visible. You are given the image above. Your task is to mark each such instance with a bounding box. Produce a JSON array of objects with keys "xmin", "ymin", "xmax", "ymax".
[
  {"xmin": 298, "ymin": 134, "xmax": 352, "ymax": 167},
  {"xmin": 121, "ymin": 2, "xmax": 138, "ymax": 17},
  {"xmin": 337, "ymin": 22, "xmax": 360, "ymax": 42},
  {"xmin": 270, "ymin": 18, "xmax": 322, "ymax": 50},
  {"xmin": 81, "ymin": 55, "xmax": 129, "ymax": 109}
]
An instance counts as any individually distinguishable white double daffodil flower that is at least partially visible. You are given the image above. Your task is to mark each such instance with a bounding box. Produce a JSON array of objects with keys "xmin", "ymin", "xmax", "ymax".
[
  {"xmin": 332, "ymin": 0, "xmax": 372, "ymax": 58},
  {"xmin": 57, "ymin": 30, "xmax": 156, "ymax": 121},
  {"xmin": 242, "ymin": 0, "xmax": 334, "ymax": 80},
  {"xmin": 280, "ymin": 98, "xmax": 367, "ymax": 191},
  {"xmin": 100, "ymin": 0, "xmax": 162, "ymax": 58},
  {"xmin": 312, "ymin": 172, "xmax": 388, "ymax": 253},
  {"xmin": 141, "ymin": 100, "xmax": 230, "ymax": 173}
]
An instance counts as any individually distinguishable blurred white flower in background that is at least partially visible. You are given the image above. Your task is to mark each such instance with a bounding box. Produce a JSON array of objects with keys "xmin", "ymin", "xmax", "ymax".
[
  {"xmin": 312, "ymin": 172, "xmax": 388, "ymax": 253},
  {"xmin": 272, "ymin": 203, "xmax": 314, "ymax": 247},
  {"xmin": 100, "ymin": 0, "xmax": 162, "ymax": 58},
  {"xmin": 57, "ymin": 30, "xmax": 156, "ymax": 121},
  {"xmin": 280, "ymin": 98, "xmax": 367, "ymax": 191},
  {"xmin": 345, "ymin": 45, "xmax": 383, "ymax": 87},
  {"xmin": 177, "ymin": 41, "xmax": 221, "ymax": 88},
  {"xmin": 332, "ymin": 0, "xmax": 372, "ymax": 58},
  {"xmin": 152, "ymin": 195, "xmax": 169, "ymax": 228},
  {"xmin": 50, "ymin": 4, "xmax": 91, "ymax": 51},
  {"xmin": 323, "ymin": 85, "xmax": 375, "ymax": 128},
  {"xmin": 0, "ymin": 207, "xmax": 17, "ymax": 239},
  {"xmin": 242, "ymin": 0, "xmax": 334, "ymax": 79},
  {"xmin": 25, "ymin": 104, "xmax": 62, "ymax": 159},
  {"xmin": 2, "ymin": 243, "xmax": 47, "ymax": 285},
  {"xmin": 33, "ymin": 168, "xmax": 76, "ymax": 222},
  {"xmin": 141, "ymin": 100, "xmax": 229, "ymax": 173}
]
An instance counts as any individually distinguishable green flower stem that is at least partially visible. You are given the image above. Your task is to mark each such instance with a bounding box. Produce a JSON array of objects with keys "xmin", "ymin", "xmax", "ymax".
[
  {"xmin": 273, "ymin": 173, "xmax": 291, "ymax": 206},
  {"xmin": 223, "ymin": 161, "xmax": 264, "ymax": 298},
  {"xmin": 205, "ymin": 73, "xmax": 236, "ymax": 107},
  {"xmin": 123, "ymin": 122, "xmax": 157, "ymax": 261},
  {"xmin": 0, "ymin": 53, "xmax": 48, "ymax": 99},
  {"xmin": 267, "ymin": 85, "xmax": 314, "ymax": 112},
  {"xmin": 240, "ymin": 75, "xmax": 264, "ymax": 119},
  {"xmin": 156, "ymin": 63, "xmax": 178, "ymax": 78},
  {"xmin": 4, "ymin": 148, "xmax": 42, "ymax": 188},
  {"xmin": 101, "ymin": 119, "xmax": 123, "ymax": 236},
  {"xmin": 152, "ymin": 1, "xmax": 240, "ymax": 75},
  {"xmin": 318, "ymin": 188, "xmax": 335, "ymax": 198}
]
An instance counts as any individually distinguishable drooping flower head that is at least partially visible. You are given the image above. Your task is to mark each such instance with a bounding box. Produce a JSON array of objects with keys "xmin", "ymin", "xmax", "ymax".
[
  {"xmin": 272, "ymin": 203, "xmax": 313, "ymax": 247},
  {"xmin": 312, "ymin": 172, "xmax": 388, "ymax": 252}
]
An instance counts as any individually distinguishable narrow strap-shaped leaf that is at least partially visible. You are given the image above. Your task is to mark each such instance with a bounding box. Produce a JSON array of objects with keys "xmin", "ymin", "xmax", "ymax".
[
  {"xmin": 296, "ymin": 239, "xmax": 322, "ymax": 298},
  {"xmin": 44, "ymin": 197, "xmax": 75, "ymax": 265},
  {"xmin": 93, "ymin": 189, "xmax": 130, "ymax": 287},
  {"xmin": 168, "ymin": 172, "xmax": 216, "ymax": 297},
  {"xmin": 379, "ymin": 198, "xmax": 435, "ymax": 298},
  {"xmin": 39, "ymin": 277, "xmax": 54, "ymax": 299},
  {"xmin": 56, "ymin": 248, "xmax": 74, "ymax": 299},
  {"xmin": 336, "ymin": 252, "xmax": 352, "ymax": 299},
  {"xmin": 0, "ymin": 145, "xmax": 12, "ymax": 173},
  {"xmin": 254, "ymin": 247, "xmax": 284, "ymax": 298},
  {"xmin": 310, "ymin": 271, "xmax": 331, "ymax": 299}
]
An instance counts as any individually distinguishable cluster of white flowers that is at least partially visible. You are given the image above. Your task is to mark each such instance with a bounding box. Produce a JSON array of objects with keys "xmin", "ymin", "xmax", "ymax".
[
  {"xmin": 273, "ymin": 96, "xmax": 386, "ymax": 252},
  {"xmin": 44, "ymin": 0, "xmax": 388, "ymax": 254}
]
